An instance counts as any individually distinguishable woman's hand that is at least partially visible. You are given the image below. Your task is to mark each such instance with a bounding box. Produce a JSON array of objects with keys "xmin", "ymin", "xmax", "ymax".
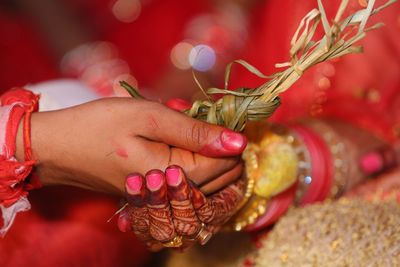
[
  {"xmin": 118, "ymin": 165, "xmax": 245, "ymax": 251},
  {"xmin": 16, "ymin": 97, "xmax": 246, "ymax": 196}
]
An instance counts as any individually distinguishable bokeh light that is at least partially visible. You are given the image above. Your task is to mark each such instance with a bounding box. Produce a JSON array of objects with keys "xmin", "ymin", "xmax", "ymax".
[
  {"xmin": 170, "ymin": 42, "xmax": 193, "ymax": 70},
  {"xmin": 189, "ymin": 44, "xmax": 216, "ymax": 72},
  {"xmin": 112, "ymin": 0, "xmax": 142, "ymax": 23}
]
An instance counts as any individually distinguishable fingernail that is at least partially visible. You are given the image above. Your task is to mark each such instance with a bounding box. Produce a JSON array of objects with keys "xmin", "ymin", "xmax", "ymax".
[
  {"xmin": 166, "ymin": 166, "xmax": 182, "ymax": 186},
  {"xmin": 126, "ymin": 174, "xmax": 142, "ymax": 194},
  {"xmin": 117, "ymin": 215, "xmax": 131, "ymax": 233},
  {"xmin": 165, "ymin": 98, "xmax": 192, "ymax": 111},
  {"xmin": 221, "ymin": 130, "xmax": 247, "ymax": 152},
  {"xmin": 146, "ymin": 170, "xmax": 164, "ymax": 191},
  {"xmin": 360, "ymin": 152, "xmax": 383, "ymax": 174}
]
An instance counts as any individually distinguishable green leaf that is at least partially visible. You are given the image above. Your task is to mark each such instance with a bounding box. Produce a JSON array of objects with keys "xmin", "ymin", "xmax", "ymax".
[{"xmin": 119, "ymin": 81, "xmax": 144, "ymax": 99}]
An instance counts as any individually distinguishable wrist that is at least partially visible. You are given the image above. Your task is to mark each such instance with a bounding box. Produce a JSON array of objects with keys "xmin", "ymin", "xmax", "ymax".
[{"xmin": 17, "ymin": 111, "xmax": 59, "ymax": 187}]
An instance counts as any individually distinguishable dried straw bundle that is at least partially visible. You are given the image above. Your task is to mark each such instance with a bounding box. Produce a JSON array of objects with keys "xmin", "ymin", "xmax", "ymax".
[{"xmin": 122, "ymin": 0, "xmax": 397, "ymax": 132}]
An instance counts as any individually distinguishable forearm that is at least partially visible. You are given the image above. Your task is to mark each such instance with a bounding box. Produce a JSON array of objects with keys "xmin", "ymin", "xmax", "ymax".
[{"xmin": 14, "ymin": 79, "xmax": 101, "ymax": 187}]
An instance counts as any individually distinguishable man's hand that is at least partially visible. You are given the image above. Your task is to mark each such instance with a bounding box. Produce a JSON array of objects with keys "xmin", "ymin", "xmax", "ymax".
[{"xmin": 16, "ymin": 97, "xmax": 247, "ymax": 196}]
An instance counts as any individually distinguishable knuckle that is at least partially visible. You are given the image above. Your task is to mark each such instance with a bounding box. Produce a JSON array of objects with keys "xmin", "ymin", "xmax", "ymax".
[
  {"xmin": 147, "ymin": 114, "xmax": 161, "ymax": 131},
  {"xmin": 186, "ymin": 122, "xmax": 210, "ymax": 147},
  {"xmin": 145, "ymin": 106, "xmax": 163, "ymax": 132}
]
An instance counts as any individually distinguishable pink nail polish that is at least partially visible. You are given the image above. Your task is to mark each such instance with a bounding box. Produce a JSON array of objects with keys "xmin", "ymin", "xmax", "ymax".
[
  {"xmin": 360, "ymin": 152, "xmax": 383, "ymax": 174},
  {"xmin": 146, "ymin": 170, "xmax": 164, "ymax": 191},
  {"xmin": 199, "ymin": 130, "xmax": 247, "ymax": 157},
  {"xmin": 166, "ymin": 166, "xmax": 182, "ymax": 186},
  {"xmin": 126, "ymin": 174, "xmax": 142, "ymax": 194},
  {"xmin": 221, "ymin": 130, "xmax": 247, "ymax": 152}
]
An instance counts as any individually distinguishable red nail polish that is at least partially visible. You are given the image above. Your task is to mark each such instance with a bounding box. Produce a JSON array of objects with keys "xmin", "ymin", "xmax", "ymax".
[
  {"xmin": 165, "ymin": 98, "xmax": 192, "ymax": 111},
  {"xmin": 126, "ymin": 174, "xmax": 142, "ymax": 194},
  {"xmin": 221, "ymin": 130, "xmax": 247, "ymax": 152},
  {"xmin": 166, "ymin": 166, "xmax": 182, "ymax": 186},
  {"xmin": 146, "ymin": 170, "xmax": 164, "ymax": 191}
]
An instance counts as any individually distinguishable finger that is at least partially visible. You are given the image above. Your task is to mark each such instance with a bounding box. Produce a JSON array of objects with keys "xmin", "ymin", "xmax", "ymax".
[
  {"xmin": 190, "ymin": 182, "xmax": 215, "ymax": 224},
  {"xmin": 208, "ymin": 179, "xmax": 246, "ymax": 225},
  {"xmin": 199, "ymin": 162, "xmax": 244, "ymax": 195},
  {"xmin": 123, "ymin": 173, "xmax": 152, "ymax": 243},
  {"xmin": 165, "ymin": 98, "xmax": 192, "ymax": 112},
  {"xmin": 119, "ymin": 206, "xmax": 161, "ymax": 250},
  {"xmin": 191, "ymin": 179, "xmax": 245, "ymax": 225},
  {"xmin": 170, "ymin": 146, "xmax": 240, "ymax": 186},
  {"xmin": 165, "ymin": 165, "xmax": 201, "ymax": 237},
  {"xmin": 145, "ymin": 169, "xmax": 176, "ymax": 242},
  {"xmin": 138, "ymin": 103, "xmax": 247, "ymax": 157},
  {"xmin": 126, "ymin": 139, "xmax": 240, "ymax": 191},
  {"xmin": 117, "ymin": 210, "xmax": 132, "ymax": 233}
]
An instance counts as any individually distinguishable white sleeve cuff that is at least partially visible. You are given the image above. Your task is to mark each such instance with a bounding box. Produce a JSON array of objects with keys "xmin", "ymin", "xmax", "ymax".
[{"xmin": 26, "ymin": 79, "xmax": 101, "ymax": 111}]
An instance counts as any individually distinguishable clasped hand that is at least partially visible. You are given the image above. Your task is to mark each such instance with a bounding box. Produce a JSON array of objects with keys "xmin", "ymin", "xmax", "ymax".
[{"xmin": 19, "ymin": 97, "xmax": 247, "ymax": 250}]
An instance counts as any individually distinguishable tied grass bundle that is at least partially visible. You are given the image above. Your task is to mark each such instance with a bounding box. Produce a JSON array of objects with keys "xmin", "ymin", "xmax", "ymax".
[{"xmin": 122, "ymin": 0, "xmax": 396, "ymax": 132}]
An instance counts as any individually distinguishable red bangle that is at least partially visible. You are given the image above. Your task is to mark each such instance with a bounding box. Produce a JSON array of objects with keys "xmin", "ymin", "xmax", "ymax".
[
  {"xmin": 244, "ymin": 123, "xmax": 335, "ymax": 231},
  {"xmin": 291, "ymin": 124, "xmax": 333, "ymax": 204},
  {"xmin": 0, "ymin": 88, "xmax": 40, "ymax": 208},
  {"xmin": 245, "ymin": 184, "xmax": 297, "ymax": 231}
]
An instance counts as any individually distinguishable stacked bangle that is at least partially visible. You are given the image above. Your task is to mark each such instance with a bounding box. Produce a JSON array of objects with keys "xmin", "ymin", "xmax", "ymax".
[
  {"xmin": 291, "ymin": 124, "xmax": 334, "ymax": 205},
  {"xmin": 229, "ymin": 120, "xmax": 354, "ymax": 232},
  {"xmin": 0, "ymin": 88, "xmax": 40, "ymax": 235}
]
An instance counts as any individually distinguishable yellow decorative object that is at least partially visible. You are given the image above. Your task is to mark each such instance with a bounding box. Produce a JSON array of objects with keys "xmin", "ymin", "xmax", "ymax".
[
  {"xmin": 254, "ymin": 137, "xmax": 299, "ymax": 198},
  {"xmin": 227, "ymin": 121, "xmax": 309, "ymax": 231},
  {"xmin": 230, "ymin": 196, "xmax": 269, "ymax": 232},
  {"xmin": 244, "ymin": 122, "xmax": 299, "ymax": 198}
]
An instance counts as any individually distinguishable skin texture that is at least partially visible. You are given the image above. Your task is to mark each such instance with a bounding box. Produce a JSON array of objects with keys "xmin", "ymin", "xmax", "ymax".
[
  {"xmin": 15, "ymin": 97, "xmax": 247, "ymax": 196},
  {"xmin": 121, "ymin": 165, "xmax": 245, "ymax": 251}
]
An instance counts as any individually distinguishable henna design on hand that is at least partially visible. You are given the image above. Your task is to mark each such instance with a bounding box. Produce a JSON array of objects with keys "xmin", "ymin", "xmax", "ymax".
[
  {"xmin": 145, "ymin": 170, "xmax": 176, "ymax": 242},
  {"xmin": 121, "ymin": 167, "xmax": 245, "ymax": 250},
  {"xmin": 166, "ymin": 166, "xmax": 201, "ymax": 237},
  {"xmin": 191, "ymin": 183, "xmax": 215, "ymax": 223},
  {"xmin": 123, "ymin": 173, "xmax": 152, "ymax": 243},
  {"xmin": 191, "ymin": 178, "xmax": 245, "ymax": 225}
]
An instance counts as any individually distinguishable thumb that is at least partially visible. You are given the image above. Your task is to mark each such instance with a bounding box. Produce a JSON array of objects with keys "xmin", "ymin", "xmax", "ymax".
[{"xmin": 140, "ymin": 103, "xmax": 247, "ymax": 157}]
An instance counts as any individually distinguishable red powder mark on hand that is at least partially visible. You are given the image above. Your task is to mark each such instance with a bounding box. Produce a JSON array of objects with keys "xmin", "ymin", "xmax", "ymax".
[
  {"xmin": 116, "ymin": 147, "xmax": 128, "ymax": 158},
  {"xmin": 111, "ymin": 140, "xmax": 129, "ymax": 159}
]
